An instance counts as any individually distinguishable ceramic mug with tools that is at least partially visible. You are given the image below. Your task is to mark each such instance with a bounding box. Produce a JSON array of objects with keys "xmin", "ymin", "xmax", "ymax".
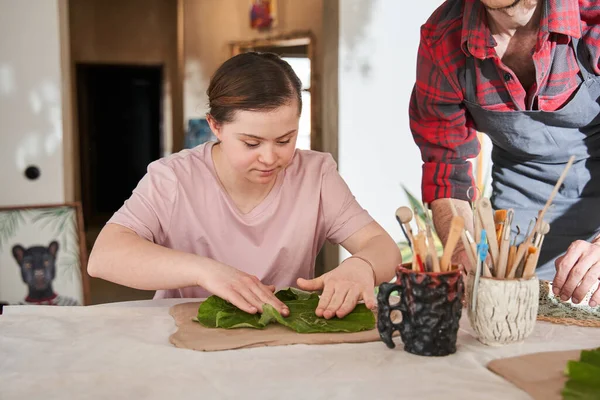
[{"xmin": 377, "ymin": 264, "xmax": 464, "ymax": 357}]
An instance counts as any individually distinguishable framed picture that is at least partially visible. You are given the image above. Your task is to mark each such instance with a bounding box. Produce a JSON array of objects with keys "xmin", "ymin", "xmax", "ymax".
[
  {"xmin": 0, "ymin": 203, "xmax": 90, "ymax": 311},
  {"xmin": 249, "ymin": 0, "xmax": 278, "ymax": 29}
]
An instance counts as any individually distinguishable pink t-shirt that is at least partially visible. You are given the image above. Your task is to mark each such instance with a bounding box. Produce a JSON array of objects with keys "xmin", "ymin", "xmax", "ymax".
[{"xmin": 108, "ymin": 142, "xmax": 373, "ymax": 299}]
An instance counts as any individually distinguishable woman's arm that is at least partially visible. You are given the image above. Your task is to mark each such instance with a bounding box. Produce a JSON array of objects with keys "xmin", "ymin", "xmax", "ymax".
[
  {"xmin": 88, "ymin": 223, "xmax": 289, "ymax": 315},
  {"xmin": 338, "ymin": 220, "xmax": 401, "ymax": 284},
  {"xmin": 297, "ymin": 221, "xmax": 401, "ymax": 319}
]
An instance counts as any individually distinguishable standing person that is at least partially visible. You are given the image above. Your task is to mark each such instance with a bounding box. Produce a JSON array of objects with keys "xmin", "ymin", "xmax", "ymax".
[
  {"xmin": 409, "ymin": 0, "xmax": 600, "ymax": 306},
  {"xmin": 88, "ymin": 52, "xmax": 401, "ymax": 319}
]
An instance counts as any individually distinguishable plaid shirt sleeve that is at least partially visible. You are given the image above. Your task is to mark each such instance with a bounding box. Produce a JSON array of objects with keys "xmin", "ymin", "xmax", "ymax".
[{"xmin": 409, "ymin": 34, "xmax": 480, "ymax": 204}]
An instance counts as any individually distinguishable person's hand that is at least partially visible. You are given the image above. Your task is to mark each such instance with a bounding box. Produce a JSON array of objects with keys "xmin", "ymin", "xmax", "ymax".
[
  {"xmin": 553, "ymin": 240, "xmax": 600, "ymax": 307},
  {"xmin": 453, "ymin": 248, "xmax": 473, "ymax": 274},
  {"xmin": 199, "ymin": 261, "xmax": 289, "ymax": 316},
  {"xmin": 296, "ymin": 257, "xmax": 375, "ymax": 319}
]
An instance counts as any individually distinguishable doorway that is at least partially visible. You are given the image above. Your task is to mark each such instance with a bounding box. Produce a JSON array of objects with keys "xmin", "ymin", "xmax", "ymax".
[
  {"xmin": 75, "ymin": 63, "xmax": 163, "ymax": 303},
  {"xmin": 76, "ymin": 64, "xmax": 162, "ymax": 227}
]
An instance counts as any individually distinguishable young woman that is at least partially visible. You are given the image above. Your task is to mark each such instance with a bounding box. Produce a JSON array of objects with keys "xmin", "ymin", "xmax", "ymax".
[{"xmin": 88, "ymin": 52, "xmax": 401, "ymax": 319}]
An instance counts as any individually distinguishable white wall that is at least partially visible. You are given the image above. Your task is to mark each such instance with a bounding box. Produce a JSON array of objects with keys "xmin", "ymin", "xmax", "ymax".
[
  {"xmin": 0, "ymin": 0, "xmax": 65, "ymax": 206},
  {"xmin": 338, "ymin": 0, "xmax": 444, "ymax": 249}
]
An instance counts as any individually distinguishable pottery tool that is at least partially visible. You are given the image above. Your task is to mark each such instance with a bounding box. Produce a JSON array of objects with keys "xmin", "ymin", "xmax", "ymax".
[
  {"xmin": 395, "ymin": 207, "xmax": 418, "ymax": 271},
  {"xmin": 440, "ymin": 215, "xmax": 464, "ymax": 272},
  {"xmin": 534, "ymin": 221, "xmax": 550, "ymax": 249},
  {"xmin": 471, "ymin": 229, "xmax": 489, "ymax": 311},
  {"xmin": 495, "ymin": 209, "xmax": 513, "ymax": 279},
  {"xmin": 521, "ymin": 222, "xmax": 549, "ymax": 279},
  {"xmin": 414, "ymin": 232, "xmax": 429, "ymax": 272},
  {"xmin": 423, "ymin": 203, "xmax": 441, "ymax": 273},
  {"xmin": 469, "ymin": 230, "xmax": 492, "ymax": 277},
  {"xmin": 509, "ymin": 155, "xmax": 575, "ymax": 275},
  {"xmin": 522, "ymin": 246, "xmax": 539, "ymax": 279},
  {"xmin": 477, "ymin": 197, "xmax": 499, "ymax": 270},
  {"xmin": 448, "ymin": 198, "xmax": 478, "ymax": 272},
  {"xmin": 494, "ymin": 209, "xmax": 507, "ymax": 244},
  {"xmin": 395, "ymin": 207, "xmax": 414, "ymax": 248},
  {"xmin": 506, "ymin": 225, "xmax": 520, "ymax": 276},
  {"xmin": 507, "ymin": 241, "xmax": 528, "ymax": 279}
]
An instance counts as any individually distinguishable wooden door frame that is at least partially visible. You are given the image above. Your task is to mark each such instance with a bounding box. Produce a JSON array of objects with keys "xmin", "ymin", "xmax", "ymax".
[{"xmin": 229, "ymin": 31, "xmax": 321, "ymax": 152}]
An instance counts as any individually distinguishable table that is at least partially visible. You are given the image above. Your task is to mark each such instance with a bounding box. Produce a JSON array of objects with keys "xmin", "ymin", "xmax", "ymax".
[{"xmin": 0, "ymin": 299, "xmax": 598, "ymax": 400}]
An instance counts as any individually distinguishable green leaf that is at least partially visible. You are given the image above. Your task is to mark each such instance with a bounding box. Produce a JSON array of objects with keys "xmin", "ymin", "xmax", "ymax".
[
  {"xmin": 401, "ymin": 185, "xmax": 430, "ymax": 225},
  {"xmin": 562, "ymin": 348, "xmax": 600, "ymax": 400},
  {"xmin": 196, "ymin": 288, "xmax": 375, "ymax": 333},
  {"xmin": 0, "ymin": 210, "xmax": 24, "ymax": 250},
  {"xmin": 196, "ymin": 295, "xmax": 262, "ymax": 329}
]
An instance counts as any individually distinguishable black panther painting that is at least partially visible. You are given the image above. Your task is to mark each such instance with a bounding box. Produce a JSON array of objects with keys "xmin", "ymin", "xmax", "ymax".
[{"xmin": 12, "ymin": 241, "xmax": 79, "ymax": 306}]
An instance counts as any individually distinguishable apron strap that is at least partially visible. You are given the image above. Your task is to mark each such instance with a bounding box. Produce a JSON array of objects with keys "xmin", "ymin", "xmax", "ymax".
[
  {"xmin": 572, "ymin": 36, "xmax": 591, "ymax": 82},
  {"xmin": 465, "ymin": 56, "xmax": 477, "ymax": 103}
]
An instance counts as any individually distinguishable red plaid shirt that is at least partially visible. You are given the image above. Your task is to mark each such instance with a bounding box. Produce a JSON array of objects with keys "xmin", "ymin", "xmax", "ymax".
[{"xmin": 410, "ymin": 0, "xmax": 600, "ymax": 203}]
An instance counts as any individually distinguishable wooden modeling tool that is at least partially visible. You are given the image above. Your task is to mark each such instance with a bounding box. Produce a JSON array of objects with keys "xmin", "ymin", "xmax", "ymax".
[
  {"xmin": 414, "ymin": 233, "xmax": 429, "ymax": 272},
  {"xmin": 440, "ymin": 215, "xmax": 464, "ymax": 272},
  {"xmin": 509, "ymin": 156, "xmax": 575, "ymax": 275},
  {"xmin": 534, "ymin": 221, "xmax": 550, "ymax": 248},
  {"xmin": 423, "ymin": 203, "xmax": 441, "ymax": 273},
  {"xmin": 395, "ymin": 207, "xmax": 414, "ymax": 247},
  {"xmin": 477, "ymin": 197, "xmax": 499, "ymax": 270},
  {"xmin": 495, "ymin": 209, "xmax": 513, "ymax": 279},
  {"xmin": 395, "ymin": 207, "xmax": 417, "ymax": 271},
  {"xmin": 448, "ymin": 199, "xmax": 478, "ymax": 273},
  {"xmin": 471, "ymin": 230, "xmax": 489, "ymax": 311},
  {"xmin": 522, "ymin": 246, "xmax": 539, "ymax": 279}
]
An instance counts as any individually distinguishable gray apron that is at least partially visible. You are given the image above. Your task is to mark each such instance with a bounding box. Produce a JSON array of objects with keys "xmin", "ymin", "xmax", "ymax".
[{"xmin": 463, "ymin": 37, "xmax": 600, "ymax": 280}]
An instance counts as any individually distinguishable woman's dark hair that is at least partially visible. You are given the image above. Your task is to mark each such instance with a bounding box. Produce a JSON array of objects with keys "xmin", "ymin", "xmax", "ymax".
[{"xmin": 207, "ymin": 52, "xmax": 302, "ymax": 124}]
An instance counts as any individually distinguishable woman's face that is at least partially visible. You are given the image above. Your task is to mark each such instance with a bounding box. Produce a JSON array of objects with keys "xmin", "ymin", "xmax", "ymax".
[{"xmin": 209, "ymin": 101, "xmax": 300, "ymax": 186}]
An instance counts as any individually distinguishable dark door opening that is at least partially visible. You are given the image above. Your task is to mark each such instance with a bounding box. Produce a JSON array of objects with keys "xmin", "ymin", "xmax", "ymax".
[{"xmin": 76, "ymin": 64, "xmax": 162, "ymax": 228}]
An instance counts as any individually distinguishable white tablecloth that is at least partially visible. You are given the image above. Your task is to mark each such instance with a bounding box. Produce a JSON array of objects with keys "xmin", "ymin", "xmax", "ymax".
[{"xmin": 0, "ymin": 299, "xmax": 598, "ymax": 400}]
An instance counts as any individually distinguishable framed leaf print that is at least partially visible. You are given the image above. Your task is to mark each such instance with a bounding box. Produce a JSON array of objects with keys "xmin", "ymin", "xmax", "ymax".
[{"xmin": 0, "ymin": 203, "xmax": 90, "ymax": 312}]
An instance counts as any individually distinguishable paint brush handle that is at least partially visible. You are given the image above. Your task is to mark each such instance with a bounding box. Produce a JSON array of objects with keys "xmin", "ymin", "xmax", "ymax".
[
  {"xmin": 522, "ymin": 247, "xmax": 539, "ymax": 279},
  {"xmin": 477, "ymin": 198, "xmax": 499, "ymax": 269}
]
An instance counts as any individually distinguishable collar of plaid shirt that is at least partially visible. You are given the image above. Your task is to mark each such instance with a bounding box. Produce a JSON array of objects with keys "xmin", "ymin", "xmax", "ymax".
[{"xmin": 460, "ymin": 0, "xmax": 582, "ymax": 60}]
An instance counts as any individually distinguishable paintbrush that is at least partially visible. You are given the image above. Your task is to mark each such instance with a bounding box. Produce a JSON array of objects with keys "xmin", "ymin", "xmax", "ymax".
[
  {"xmin": 471, "ymin": 229, "xmax": 489, "ymax": 311},
  {"xmin": 494, "ymin": 209, "xmax": 507, "ymax": 244},
  {"xmin": 495, "ymin": 209, "xmax": 513, "ymax": 279},
  {"xmin": 509, "ymin": 155, "xmax": 576, "ymax": 275}
]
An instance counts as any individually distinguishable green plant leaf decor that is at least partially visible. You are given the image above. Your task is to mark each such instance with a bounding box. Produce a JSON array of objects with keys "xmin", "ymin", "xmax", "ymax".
[
  {"xmin": 195, "ymin": 288, "xmax": 375, "ymax": 333},
  {"xmin": 562, "ymin": 348, "xmax": 600, "ymax": 400}
]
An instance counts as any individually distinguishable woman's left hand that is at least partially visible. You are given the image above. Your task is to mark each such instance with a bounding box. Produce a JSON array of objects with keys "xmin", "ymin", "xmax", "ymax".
[
  {"xmin": 296, "ymin": 257, "xmax": 375, "ymax": 319},
  {"xmin": 553, "ymin": 239, "xmax": 600, "ymax": 307}
]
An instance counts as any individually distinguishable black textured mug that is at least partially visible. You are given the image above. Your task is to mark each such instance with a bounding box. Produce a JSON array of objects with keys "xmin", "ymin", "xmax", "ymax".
[{"xmin": 377, "ymin": 264, "xmax": 464, "ymax": 357}]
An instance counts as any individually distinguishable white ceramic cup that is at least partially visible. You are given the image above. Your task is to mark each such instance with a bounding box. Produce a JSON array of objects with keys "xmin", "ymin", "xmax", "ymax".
[{"xmin": 466, "ymin": 272, "xmax": 539, "ymax": 346}]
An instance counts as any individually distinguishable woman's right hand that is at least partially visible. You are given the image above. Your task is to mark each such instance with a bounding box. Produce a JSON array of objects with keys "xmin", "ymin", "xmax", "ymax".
[{"xmin": 198, "ymin": 261, "xmax": 290, "ymax": 317}]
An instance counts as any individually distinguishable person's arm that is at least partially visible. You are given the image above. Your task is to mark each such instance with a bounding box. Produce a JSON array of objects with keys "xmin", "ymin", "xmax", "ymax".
[
  {"xmin": 409, "ymin": 26, "xmax": 479, "ymax": 267},
  {"xmin": 295, "ymin": 154, "xmax": 400, "ymax": 318},
  {"xmin": 89, "ymin": 160, "xmax": 288, "ymax": 316},
  {"xmin": 431, "ymin": 198, "xmax": 475, "ymax": 270},
  {"xmin": 88, "ymin": 224, "xmax": 289, "ymax": 315},
  {"xmin": 297, "ymin": 221, "xmax": 401, "ymax": 319},
  {"xmin": 550, "ymin": 1, "xmax": 600, "ymax": 307}
]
